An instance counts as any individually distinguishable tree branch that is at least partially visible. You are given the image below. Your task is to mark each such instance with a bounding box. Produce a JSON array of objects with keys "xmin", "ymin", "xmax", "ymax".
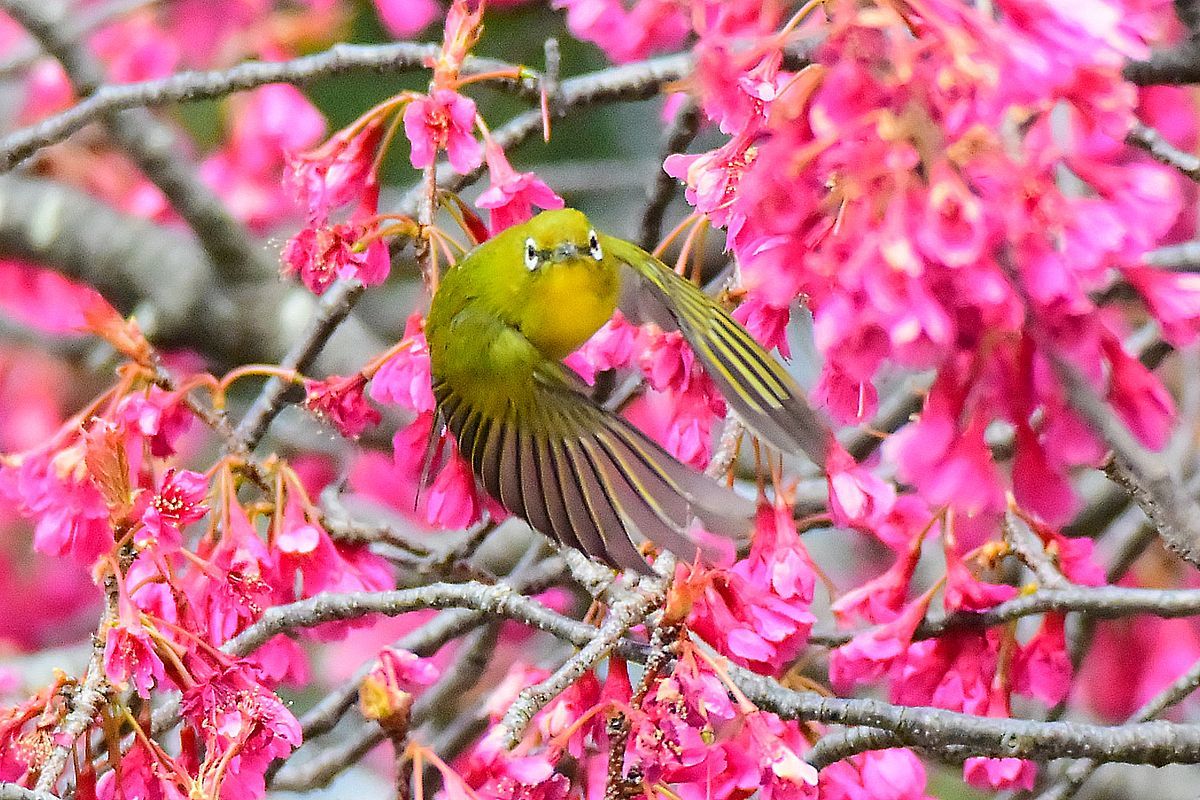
[
  {"xmin": 809, "ymin": 584, "xmax": 1200, "ymax": 648},
  {"xmin": 295, "ymin": 552, "xmax": 564, "ymax": 743},
  {"xmin": 0, "ymin": 46, "xmax": 693, "ymax": 172},
  {"xmin": 497, "ymin": 574, "xmax": 662, "ymax": 746},
  {"xmin": 0, "ymin": 785, "xmax": 61, "ymax": 800},
  {"xmin": 1124, "ymin": 45, "xmax": 1200, "ymax": 85},
  {"xmin": 730, "ymin": 663, "xmax": 1200, "ymax": 765},
  {"xmin": 638, "ymin": 100, "xmax": 700, "ymax": 250},
  {"xmin": 0, "ymin": 0, "xmax": 270, "ymax": 283},
  {"xmin": 805, "ymin": 727, "xmax": 910, "ymax": 770},
  {"xmin": 233, "ymin": 279, "xmax": 365, "ymax": 450},
  {"xmin": 1035, "ymin": 653, "xmax": 1200, "ymax": 800},
  {"xmin": 1004, "ymin": 512, "xmax": 1071, "ymax": 589},
  {"xmin": 33, "ymin": 577, "xmax": 117, "ymax": 795},
  {"xmin": 223, "ymin": 581, "xmax": 601, "ymax": 658},
  {"xmin": 272, "ymin": 622, "xmax": 503, "ymax": 792}
]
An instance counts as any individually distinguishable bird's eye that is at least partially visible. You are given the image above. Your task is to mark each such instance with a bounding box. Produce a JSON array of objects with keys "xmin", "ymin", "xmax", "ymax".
[
  {"xmin": 588, "ymin": 229, "xmax": 602, "ymax": 261},
  {"xmin": 524, "ymin": 238, "xmax": 539, "ymax": 271}
]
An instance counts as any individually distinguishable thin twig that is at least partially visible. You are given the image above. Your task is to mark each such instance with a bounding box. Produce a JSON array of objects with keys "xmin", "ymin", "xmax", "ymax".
[
  {"xmin": 223, "ymin": 581, "xmax": 601, "ymax": 658},
  {"xmin": 1126, "ymin": 120, "xmax": 1200, "ymax": 180},
  {"xmin": 272, "ymin": 623, "xmax": 502, "ymax": 792},
  {"xmin": 233, "ymin": 280, "xmax": 365, "ymax": 450},
  {"xmin": 0, "ymin": 46, "xmax": 692, "ymax": 171},
  {"xmin": 1125, "ymin": 45, "xmax": 1200, "ymax": 85},
  {"xmin": 1005, "ymin": 512, "xmax": 1071, "ymax": 589},
  {"xmin": 638, "ymin": 101, "xmax": 701, "ymax": 250},
  {"xmin": 33, "ymin": 578, "xmax": 118, "ymax": 795}
]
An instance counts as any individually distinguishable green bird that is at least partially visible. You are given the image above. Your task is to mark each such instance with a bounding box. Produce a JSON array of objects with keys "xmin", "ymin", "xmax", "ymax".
[{"xmin": 425, "ymin": 208, "xmax": 831, "ymax": 573}]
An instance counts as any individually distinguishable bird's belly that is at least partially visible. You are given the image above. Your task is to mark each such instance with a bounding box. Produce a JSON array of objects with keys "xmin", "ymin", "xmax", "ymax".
[{"xmin": 522, "ymin": 267, "xmax": 617, "ymax": 360}]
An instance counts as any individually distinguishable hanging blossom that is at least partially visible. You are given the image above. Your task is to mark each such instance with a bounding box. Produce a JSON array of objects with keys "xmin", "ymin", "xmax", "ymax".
[
  {"xmin": 180, "ymin": 660, "xmax": 302, "ymax": 800},
  {"xmin": 476, "ymin": 140, "xmax": 564, "ymax": 234},
  {"xmin": 679, "ymin": 495, "xmax": 818, "ymax": 675},
  {"xmin": 370, "ymin": 312, "xmax": 436, "ymax": 414},
  {"xmin": 304, "ymin": 373, "xmax": 383, "ymax": 438}
]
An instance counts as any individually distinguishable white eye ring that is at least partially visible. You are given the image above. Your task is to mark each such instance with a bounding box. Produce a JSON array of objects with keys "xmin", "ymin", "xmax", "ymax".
[
  {"xmin": 588, "ymin": 229, "xmax": 602, "ymax": 260},
  {"xmin": 524, "ymin": 238, "xmax": 539, "ymax": 271}
]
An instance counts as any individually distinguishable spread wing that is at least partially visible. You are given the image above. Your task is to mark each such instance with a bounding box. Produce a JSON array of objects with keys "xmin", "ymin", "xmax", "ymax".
[
  {"xmin": 434, "ymin": 356, "xmax": 755, "ymax": 574},
  {"xmin": 603, "ymin": 234, "xmax": 832, "ymax": 467}
]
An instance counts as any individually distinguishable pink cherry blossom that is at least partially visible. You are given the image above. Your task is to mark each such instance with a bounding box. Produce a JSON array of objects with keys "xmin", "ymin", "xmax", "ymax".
[
  {"xmin": 180, "ymin": 661, "xmax": 301, "ymax": 800},
  {"xmin": 425, "ymin": 448, "xmax": 485, "ymax": 529},
  {"xmin": 281, "ymin": 221, "xmax": 391, "ymax": 295},
  {"xmin": 819, "ymin": 748, "xmax": 932, "ymax": 800},
  {"xmin": 552, "ymin": 0, "xmax": 689, "ymax": 63},
  {"xmin": 963, "ymin": 757, "xmax": 1037, "ymax": 791},
  {"xmin": 96, "ymin": 738, "xmax": 188, "ymax": 800},
  {"xmin": 118, "ymin": 385, "xmax": 193, "ymax": 459},
  {"xmin": 285, "ymin": 118, "xmax": 382, "ymax": 224},
  {"xmin": 563, "ymin": 311, "xmax": 639, "ymax": 385},
  {"xmin": 303, "ymin": 374, "xmax": 382, "ymax": 438},
  {"xmin": 737, "ymin": 711, "xmax": 819, "ymax": 800},
  {"xmin": 2, "ymin": 443, "xmax": 112, "ymax": 564},
  {"xmin": 374, "ymin": 0, "xmax": 440, "ymax": 37},
  {"xmin": 476, "ymin": 141, "xmax": 564, "ymax": 234},
  {"xmin": 829, "ymin": 590, "xmax": 934, "ymax": 694},
  {"xmin": 942, "ymin": 538, "xmax": 1018, "ymax": 613},
  {"xmin": 138, "ymin": 468, "xmax": 209, "ymax": 549},
  {"xmin": 1103, "ymin": 338, "xmax": 1175, "ymax": 451},
  {"xmin": 377, "ymin": 646, "xmax": 441, "ymax": 688},
  {"xmin": 732, "ymin": 297, "xmax": 792, "ymax": 358},
  {"xmin": 103, "ymin": 593, "xmax": 166, "ymax": 699},
  {"xmin": 831, "ymin": 532, "xmax": 923, "ymax": 626},
  {"xmin": 827, "ymin": 443, "xmax": 899, "ymax": 532},
  {"xmin": 370, "ymin": 313, "xmax": 436, "ymax": 413},
  {"xmin": 187, "ymin": 492, "xmax": 280, "ymax": 648},
  {"xmin": 459, "ymin": 727, "xmax": 572, "ymax": 800},
  {"xmin": 1012, "ymin": 613, "xmax": 1072, "ymax": 707},
  {"xmin": 684, "ymin": 499, "xmax": 817, "ymax": 674},
  {"xmin": 403, "ymin": 89, "xmax": 483, "ymax": 174},
  {"xmin": 272, "ymin": 486, "xmax": 392, "ymax": 604},
  {"xmin": 892, "ymin": 630, "xmax": 999, "ymax": 715}
]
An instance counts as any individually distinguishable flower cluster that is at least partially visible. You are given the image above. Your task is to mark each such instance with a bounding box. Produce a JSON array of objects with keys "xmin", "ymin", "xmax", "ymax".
[{"xmin": 1, "ymin": 1, "xmax": 1199, "ymax": 800}]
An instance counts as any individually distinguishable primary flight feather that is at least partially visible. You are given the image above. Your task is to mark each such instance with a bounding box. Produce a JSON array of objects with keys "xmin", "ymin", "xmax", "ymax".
[{"xmin": 425, "ymin": 208, "xmax": 831, "ymax": 573}]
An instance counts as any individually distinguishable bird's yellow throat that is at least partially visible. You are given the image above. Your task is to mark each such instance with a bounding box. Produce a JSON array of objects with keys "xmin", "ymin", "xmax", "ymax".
[{"xmin": 516, "ymin": 259, "xmax": 619, "ymax": 361}]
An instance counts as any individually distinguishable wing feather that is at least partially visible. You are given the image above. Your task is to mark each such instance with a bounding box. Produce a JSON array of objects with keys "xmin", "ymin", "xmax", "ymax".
[
  {"xmin": 526, "ymin": 409, "xmax": 584, "ymax": 555},
  {"xmin": 546, "ymin": 433, "xmax": 610, "ymax": 561},
  {"xmin": 604, "ymin": 234, "xmax": 832, "ymax": 465},
  {"xmin": 515, "ymin": 423, "xmax": 561, "ymax": 549},
  {"xmin": 565, "ymin": 433, "xmax": 656, "ymax": 574}
]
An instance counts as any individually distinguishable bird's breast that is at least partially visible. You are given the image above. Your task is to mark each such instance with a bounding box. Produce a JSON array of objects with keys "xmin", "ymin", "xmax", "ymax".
[{"xmin": 519, "ymin": 262, "xmax": 619, "ymax": 360}]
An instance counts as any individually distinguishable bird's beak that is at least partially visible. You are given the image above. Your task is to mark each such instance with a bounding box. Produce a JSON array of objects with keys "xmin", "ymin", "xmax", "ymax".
[{"xmin": 551, "ymin": 242, "xmax": 579, "ymax": 261}]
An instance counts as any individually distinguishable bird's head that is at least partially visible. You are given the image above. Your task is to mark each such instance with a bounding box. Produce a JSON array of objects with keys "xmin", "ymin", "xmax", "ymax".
[{"xmin": 518, "ymin": 208, "xmax": 605, "ymax": 272}]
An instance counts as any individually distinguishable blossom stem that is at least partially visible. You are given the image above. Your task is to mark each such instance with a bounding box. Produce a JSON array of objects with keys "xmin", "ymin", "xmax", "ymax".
[
  {"xmin": 371, "ymin": 108, "xmax": 408, "ymax": 176},
  {"xmin": 652, "ymin": 212, "xmax": 702, "ymax": 260},
  {"xmin": 456, "ymin": 67, "xmax": 524, "ymax": 87},
  {"xmin": 216, "ymin": 365, "xmax": 303, "ymax": 397}
]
